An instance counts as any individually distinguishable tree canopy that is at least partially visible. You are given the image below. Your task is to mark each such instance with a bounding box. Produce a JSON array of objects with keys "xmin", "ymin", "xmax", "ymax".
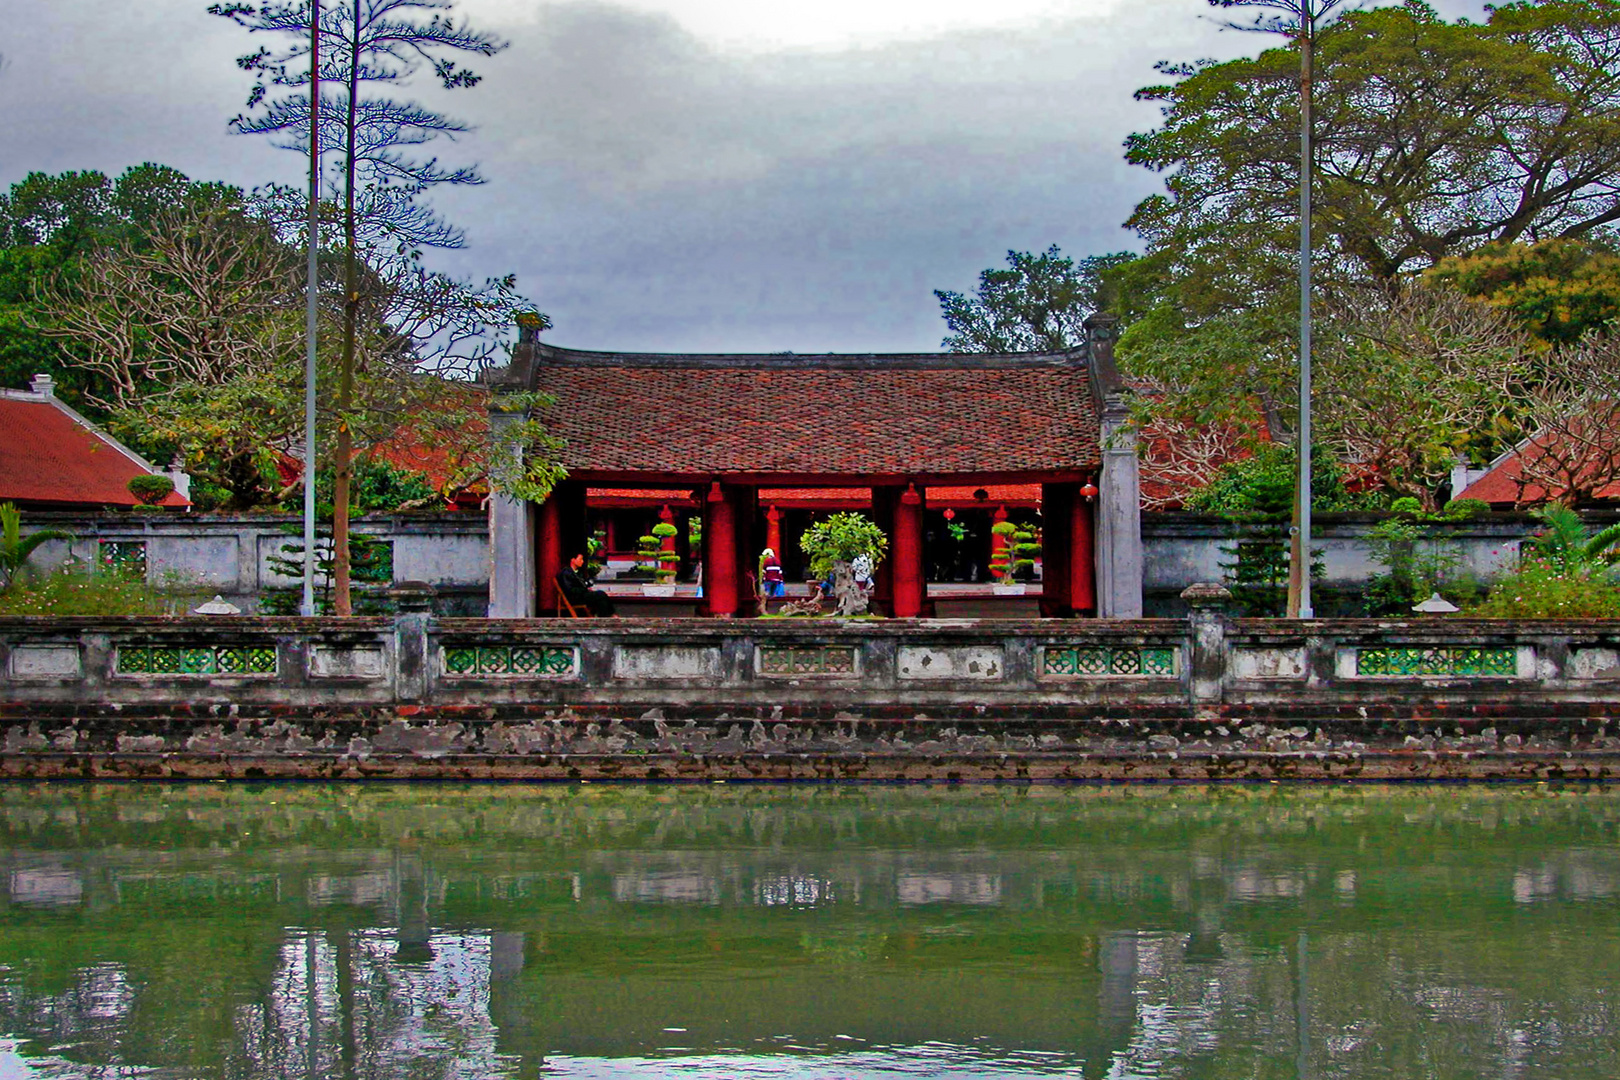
[{"xmin": 934, "ymin": 247, "xmax": 1133, "ymax": 352}]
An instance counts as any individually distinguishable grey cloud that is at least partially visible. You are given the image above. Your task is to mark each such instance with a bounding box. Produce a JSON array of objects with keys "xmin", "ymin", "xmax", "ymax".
[{"xmin": 4, "ymin": 0, "xmax": 1493, "ymax": 353}]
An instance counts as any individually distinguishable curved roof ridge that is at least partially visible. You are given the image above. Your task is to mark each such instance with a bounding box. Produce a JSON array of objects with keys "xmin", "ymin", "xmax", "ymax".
[{"xmin": 534, "ymin": 341, "xmax": 1086, "ymax": 370}]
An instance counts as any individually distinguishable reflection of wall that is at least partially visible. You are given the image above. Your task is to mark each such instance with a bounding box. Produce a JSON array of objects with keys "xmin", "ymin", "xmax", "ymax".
[{"xmin": 2, "ymin": 788, "xmax": 1620, "ymax": 1079}]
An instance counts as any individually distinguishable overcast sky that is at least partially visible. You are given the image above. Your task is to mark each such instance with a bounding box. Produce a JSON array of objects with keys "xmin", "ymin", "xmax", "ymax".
[{"xmin": 3, "ymin": 0, "xmax": 1487, "ymax": 353}]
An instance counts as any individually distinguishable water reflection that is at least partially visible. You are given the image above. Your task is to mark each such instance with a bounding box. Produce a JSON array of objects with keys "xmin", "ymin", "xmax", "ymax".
[{"xmin": 0, "ymin": 783, "xmax": 1614, "ymax": 1078}]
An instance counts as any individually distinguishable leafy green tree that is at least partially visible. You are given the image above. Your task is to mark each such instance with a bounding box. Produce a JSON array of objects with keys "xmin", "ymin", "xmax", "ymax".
[
  {"xmin": 1427, "ymin": 238, "xmax": 1620, "ymax": 344},
  {"xmin": 935, "ymin": 247, "xmax": 1135, "ymax": 352},
  {"xmin": 1129, "ymin": 1, "xmax": 1620, "ymax": 295},
  {"xmin": 0, "ymin": 165, "xmax": 244, "ymax": 403},
  {"xmin": 212, "ymin": 0, "xmax": 510, "ymax": 614}
]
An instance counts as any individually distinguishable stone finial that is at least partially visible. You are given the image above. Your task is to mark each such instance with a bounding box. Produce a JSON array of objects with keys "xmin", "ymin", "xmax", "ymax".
[
  {"xmin": 29, "ymin": 373, "xmax": 55, "ymax": 397},
  {"xmin": 1181, "ymin": 582, "xmax": 1233, "ymax": 611},
  {"xmin": 193, "ymin": 595, "xmax": 242, "ymax": 615},
  {"xmin": 391, "ymin": 580, "xmax": 436, "ymax": 614}
]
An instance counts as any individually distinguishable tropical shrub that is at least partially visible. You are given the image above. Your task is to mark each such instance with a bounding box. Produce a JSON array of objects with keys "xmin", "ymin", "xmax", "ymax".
[{"xmin": 0, "ymin": 502, "xmax": 72, "ymax": 592}]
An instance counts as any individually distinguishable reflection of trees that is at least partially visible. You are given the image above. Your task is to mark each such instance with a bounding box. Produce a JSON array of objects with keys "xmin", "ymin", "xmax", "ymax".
[{"xmin": 0, "ymin": 786, "xmax": 1617, "ymax": 1077}]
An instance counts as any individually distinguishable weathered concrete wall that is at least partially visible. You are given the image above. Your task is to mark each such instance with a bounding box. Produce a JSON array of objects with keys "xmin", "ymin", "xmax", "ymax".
[
  {"xmin": 21, "ymin": 510, "xmax": 1555, "ymax": 620},
  {"xmin": 1143, "ymin": 512, "xmax": 1543, "ymax": 615},
  {"xmin": 18, "ymin": 511, "xmax": 489, "ymax": 614},
  {"xmin": 5, "ymin": 604, "xmax": 1620, "ymax": 780}
]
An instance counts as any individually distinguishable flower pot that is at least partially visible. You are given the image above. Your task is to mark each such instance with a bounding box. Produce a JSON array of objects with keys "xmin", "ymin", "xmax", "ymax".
[
  {"xmin": 642, "ymin": 584, "xmax": 676, "ymax": 597},
  {"xmin": 992, "ymin": 583, "xmax": 1026, "ymax": 596}
]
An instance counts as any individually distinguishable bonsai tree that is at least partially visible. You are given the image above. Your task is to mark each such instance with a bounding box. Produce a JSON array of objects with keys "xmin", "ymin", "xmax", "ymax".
[
  {"xmin": 127, "ymin": 474, "xmax": 175, "ymax": 506},
  {"xmin": 636, "ymin": 531, "xmax": 662, "ymax": 580},
  {"xmin": 1013, "ymin": 524, "xmax": 1040, "ymax": 580},
  {"xmin": 990, "ymin": 520, "xmax": 1017, "ymax": 584},
  {"xmin": 799, "ymin": 512, "xmax": 888, "ymax": 616},
  {"xmin": 0, "ymin": 503, "xmax": 73, "ymax": 592},
  {"xmin": 651, "ymin": 522, "xmax": 679, "ymax": 584}
]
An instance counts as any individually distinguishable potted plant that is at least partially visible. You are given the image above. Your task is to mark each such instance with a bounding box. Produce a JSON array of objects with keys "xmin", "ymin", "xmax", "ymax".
[
  {"xmin": 798, "ymin": 512, "xmax": 888, "ymax": 617},
  {"xmin": 639, "ymin": 528, "xmax": 676, "ymax": 596},
  {"xmin": 990, "ymin": 520, "xmax": 1023, "ymax": 594}
]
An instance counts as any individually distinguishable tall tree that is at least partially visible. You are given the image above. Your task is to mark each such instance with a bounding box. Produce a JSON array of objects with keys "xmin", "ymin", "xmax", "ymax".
[
  {"xmin": 211, "ymin": 0, "xmax": 507, "ymax": 613},
  {"xmin": 934, "ymin": 247, "xmax": 1134, "ymax": 352},
  {"xmin": 1128, "ymin": 0, "xmax": 1620, "ymax": 303}
]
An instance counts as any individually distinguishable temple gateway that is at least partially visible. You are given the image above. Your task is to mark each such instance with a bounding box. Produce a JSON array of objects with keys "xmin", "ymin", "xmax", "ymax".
[{"xmin": 484, "ymin": 316, "xmax": 1142, "ymax": 618}]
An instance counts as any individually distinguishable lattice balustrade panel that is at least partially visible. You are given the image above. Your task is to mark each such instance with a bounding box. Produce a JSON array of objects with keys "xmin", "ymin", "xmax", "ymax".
[
  {"xmin": 758, "ymin": 645, "xmax": 858, "ymax": 677},
  {"xmin": 1356, "ymin": 646, "xmax": 1517, "ymax": 677},
  {"xmin": 117, "ymin": 644, "xmax": 276, "ymax": 676},
  {"xmin": 442, "ymin": 644, "xmax": 577, "ymax": 677},
  {"xmin": 1042, "ymin": 645, "xmax": 1178, "ymax": 678}
]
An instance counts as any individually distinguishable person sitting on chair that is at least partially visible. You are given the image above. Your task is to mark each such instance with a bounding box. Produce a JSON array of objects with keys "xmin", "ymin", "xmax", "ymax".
[{"xmin": 557, "ymin": 552, "xmax": 615, "ymax": 616}]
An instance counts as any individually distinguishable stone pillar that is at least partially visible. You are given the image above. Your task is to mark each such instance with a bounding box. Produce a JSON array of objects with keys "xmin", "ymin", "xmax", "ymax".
[
  {"xmin": 1072, "ymin": 485, "xmax": 1096, "ymax": 615},
  {"xmin": 535, "ymin": 493, "xmax": 563, "ymax": 616},
  {"xmin": 1182, "ymin": 582, "xmax": 1232, "ymax": 714},
  {"xmin": 1086, "ymin": 315, "xmax": 1143, "ymax": 618},
  {"xmin": 893, "ymin": 483, "xmax": 925, "ymax": 618},
  {"xmin": 765, "ymin": 505, "xmax": 782, "ymax": 560},
  {"xmin": 391, "ymin": 581, "xmax": 433, "ymax": 702},
  {"xmin": 488, "ymin": 414, "xmax": 536, "ymax": 616},
  {"xmin": 703, "ymin": 481, "xmax": 739, "ymax": 617},
  {"xmin": 1041, "ymin": 484, "xmax": 1074, "ymax": 617}
]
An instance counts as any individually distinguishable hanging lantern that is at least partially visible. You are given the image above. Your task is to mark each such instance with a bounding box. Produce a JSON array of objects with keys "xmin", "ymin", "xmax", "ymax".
[{"xmin": 1081, "ymin": 481, "xmax": 1099, "ymax": 502}]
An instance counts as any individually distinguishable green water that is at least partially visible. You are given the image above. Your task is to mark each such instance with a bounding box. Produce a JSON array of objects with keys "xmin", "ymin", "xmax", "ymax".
[{"xmin": 0, "ymin": 783, "xmax": 1616, "ymax": 1078}]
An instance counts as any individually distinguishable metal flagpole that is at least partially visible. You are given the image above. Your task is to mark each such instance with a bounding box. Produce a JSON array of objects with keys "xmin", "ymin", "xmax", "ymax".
[
  {"xmin": 301, "ymin": 0, "xmax": 321, "ymax": 617},
  {"xmin": 1296, "ymin": 1, "xmax": 1315, "ymax": 620}
]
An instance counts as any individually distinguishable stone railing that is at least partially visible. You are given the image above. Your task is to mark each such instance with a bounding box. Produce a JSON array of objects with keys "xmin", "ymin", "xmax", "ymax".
[{"xmin": 5, "ymin": 591, "xmax": 1620, "ymax": 779}]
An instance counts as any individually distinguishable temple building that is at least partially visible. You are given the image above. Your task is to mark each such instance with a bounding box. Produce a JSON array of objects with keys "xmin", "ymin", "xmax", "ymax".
[{"xmin": 484, "ymin": 316, "xmax": 1142, "ymax": 618}]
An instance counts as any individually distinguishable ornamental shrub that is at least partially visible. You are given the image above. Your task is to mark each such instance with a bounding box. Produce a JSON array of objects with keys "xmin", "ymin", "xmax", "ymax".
[
  {"xmin": 127, "ymin": 474, "xmax": 175, "ymax": 505},
  {"xmin": 652, "ymin": 522, "xmax": 678, "ymax": 539}
]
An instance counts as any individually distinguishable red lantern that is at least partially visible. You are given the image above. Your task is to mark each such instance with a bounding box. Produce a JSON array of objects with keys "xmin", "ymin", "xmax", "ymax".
[
  {"xmin": 1081, "ymin": 481, "xmax": 1099, "ymax": 502},
  {"xmin": 942, "ymin": 508, "xmax": 956, "ymax": 521}
]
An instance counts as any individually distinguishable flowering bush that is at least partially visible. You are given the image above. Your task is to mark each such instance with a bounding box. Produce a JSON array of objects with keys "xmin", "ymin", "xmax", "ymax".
[
  {"xmin": 0, "ymin": 565, "xmax": 177, "ymax": 616},
  {"xmin": 1469, "ymin": 557, "xmax": 1620, "ymax": 619}
]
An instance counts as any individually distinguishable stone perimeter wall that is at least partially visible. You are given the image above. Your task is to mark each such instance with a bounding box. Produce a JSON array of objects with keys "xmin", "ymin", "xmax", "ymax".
[{"xmin": 6, "ymin": 608, "xmax": 1620, "ymax": 780}]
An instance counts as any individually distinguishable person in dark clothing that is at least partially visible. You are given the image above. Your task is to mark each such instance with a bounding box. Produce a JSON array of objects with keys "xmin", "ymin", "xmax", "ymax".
[{"xmin": 556, "ymin": 552, "xmax": 615, "ymax": 616}]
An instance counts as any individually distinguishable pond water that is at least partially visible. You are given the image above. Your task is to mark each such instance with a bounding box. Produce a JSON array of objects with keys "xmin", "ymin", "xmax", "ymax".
[{"xmin": 0, "ymin": 782, "xmax": 1616, "ymax": 1079}]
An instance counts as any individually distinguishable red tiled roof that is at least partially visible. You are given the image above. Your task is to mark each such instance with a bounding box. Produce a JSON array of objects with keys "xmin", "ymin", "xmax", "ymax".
[
  {"xmin": 0, "ymin": 396, "xmax": 187, "ymax": 509},
  {"xmin": 1460, "ymin": 432, "xmax": 1620, "ymax": 506},
  {"xmin": 528, "ymin": 349, "xmax": 1101, "ymax": 480}
]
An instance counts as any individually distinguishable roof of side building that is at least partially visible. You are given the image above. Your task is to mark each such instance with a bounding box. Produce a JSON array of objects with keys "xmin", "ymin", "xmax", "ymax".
[{"xmin": 0, "ymin": 386, "xmax": 188, "ymax": 509}]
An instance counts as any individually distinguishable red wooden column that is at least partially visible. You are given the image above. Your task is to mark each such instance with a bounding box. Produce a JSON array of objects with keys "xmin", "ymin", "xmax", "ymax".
[
  {"xmin": 536, "ymin": 493, "xmax": 564, "ymax": 615},
  {"xmin": 1041, "ymin": 483, "xmax": 1074, "ymax": 617},
  {"xmin": 892, "ymin": 483, "xmax": 925, "ymax": 618},
  {"xmin": 764, "ymin": 505, "xmax": 782, "ymax": 560},
  {"xmin": 990, "ymin": 504, "xmax": 1010, "ymax": 577},
  {"xmin": 1072, "ymin": 480, "xmax": 1097, "ymax": 615},
  {"xmin": 659, "ymin": 505, "xmax": 677, "ymax": 552},
  {"xmin": 703, "ymin": 480, "xmax": 739, "ymax": 617}
]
